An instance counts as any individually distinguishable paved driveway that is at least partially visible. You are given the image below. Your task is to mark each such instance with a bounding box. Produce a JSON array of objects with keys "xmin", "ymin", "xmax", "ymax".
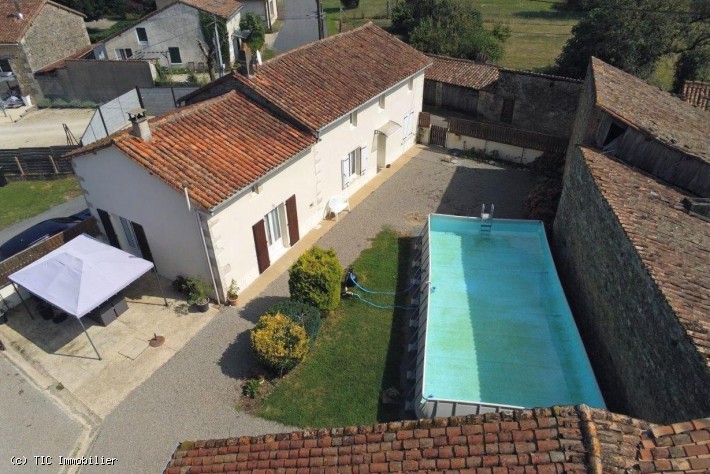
[
  {"xmin": 273, "ymin": 0, "xmax": 321, "ymax": 52},
  {"xmin": 0, "ymin": 109, "xmax": 93, "ymax": 148},
  {"xmin": 80, "ymin": 147, "xmax": 535, "ymax": 473}
]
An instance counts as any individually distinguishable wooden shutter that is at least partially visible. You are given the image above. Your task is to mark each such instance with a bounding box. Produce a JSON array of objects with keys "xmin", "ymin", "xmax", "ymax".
[
  {"xmin": 96, "ymin": 209, "xmax": 120, "ymax": 248},
  {"xmin": 252, "ymin": 219, "xmax": 270, "ymax": 274},
  {"xmin": 359, "ymin": 144, "xmax": 368, "ymax": 175},
  {"xmin": 285, "ymin": 195, "xmax": 300, "ymax": 245},
  {"xmin": 131, "ymin": 222, "xmax": 153, "ymax": 262}
]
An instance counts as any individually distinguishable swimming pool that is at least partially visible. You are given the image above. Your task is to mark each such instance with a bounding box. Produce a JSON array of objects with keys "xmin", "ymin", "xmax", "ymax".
[{"xmin": 412, "ymin": 214, "xmax": 604, "ymax": 418}]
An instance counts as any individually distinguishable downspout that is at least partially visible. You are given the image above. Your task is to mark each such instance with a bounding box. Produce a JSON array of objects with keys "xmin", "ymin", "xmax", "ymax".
[{"xmin": 185, "ymin": 186, "xmax": 222, "ymax": 305}]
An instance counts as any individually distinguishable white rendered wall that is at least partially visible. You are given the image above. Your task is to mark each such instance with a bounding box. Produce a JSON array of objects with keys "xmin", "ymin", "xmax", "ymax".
[
  {"xmin": 72, "ymin": 147, "xmax": 212, "ymax": 283},
  {"xmin": 207, "ymin": 149, "xmax": 318, "ymax": 293}
]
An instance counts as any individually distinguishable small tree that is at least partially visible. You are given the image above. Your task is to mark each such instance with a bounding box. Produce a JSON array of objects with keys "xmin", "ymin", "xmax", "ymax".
[
  {"xmin": 240, "ymin": 12, "xmax": 266, "ymax": 52},
  {"xmin": 288, "ymin": 247, "xmax": 343, "ymax": 312},
  {"xmin": 251, "ymin": 313, "xmax": 309, "ymax": 375},
  {"xmin": 265, "ymin": 300, "xmax": 321, "ymax": 344}
]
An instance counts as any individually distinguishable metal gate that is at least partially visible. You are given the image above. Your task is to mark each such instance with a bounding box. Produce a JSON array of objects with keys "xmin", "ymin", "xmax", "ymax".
[{"xmin": 430, "ymin": 125, "xmax": 447, "ymax": 147}]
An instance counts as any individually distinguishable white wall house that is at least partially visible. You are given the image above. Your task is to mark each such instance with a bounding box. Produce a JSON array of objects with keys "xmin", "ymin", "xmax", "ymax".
[
  {"xmin": 70, "ymin": 24, "xmax": 431, "ymax": 299},
  {"xmin": 96, "ymin": 0, "xmax": 242, "ymax": 71}
]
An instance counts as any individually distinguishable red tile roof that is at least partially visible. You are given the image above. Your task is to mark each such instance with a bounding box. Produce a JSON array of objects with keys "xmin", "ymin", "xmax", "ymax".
[
  {"xmin": 591, "ymin": 58, "xmax": 710, "ymax": 164},
  {"xmin": 185, "ymin": 23, "xmax": 432, "ymax": 132},
  {"xmin": 639, "ymin": 418, "xmax": 710, "ymax": 472},
  {"xmin": 68, "ymin": 91, "xmax": 314, "ymax": 210},
  {"xmin": 580, "ymin": 146, "xmax": 710, "ymax": 368},
  {"xmin": 173, "ymin": 0, "xmax": 241, "ymax": 18},
  {"xmin": 424, "ymin": 54, "xmax": 499, "ymax": 90},
  {"xmin": 169, "ymin": 405, "xmax": 710, "ymax": 473},
  {"xmin": 34, "ymin": 45, "xmax": 95, "ymax": 74},
  {"xmin": 682, "ymin": 81, "xmax": 710, "ymax": 111},
  {"xmin": 0, "ymin": 0, "xmax": 84, "ymax": 44}
]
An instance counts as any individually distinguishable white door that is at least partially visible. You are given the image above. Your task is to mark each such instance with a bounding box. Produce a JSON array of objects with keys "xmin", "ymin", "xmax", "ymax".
[
  {"xmin": 118, "ymin": 216, "xmax": 141, "ymax": 257},
  {"xmin": 264, "ymin": 206, "xmax": 285, "ymax": 260}
]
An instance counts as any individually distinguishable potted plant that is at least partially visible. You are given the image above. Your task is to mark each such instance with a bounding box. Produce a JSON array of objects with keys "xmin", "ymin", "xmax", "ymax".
[
  {"xmin": 186, "ymin": 276, "xmax": 210, "ymax": 312},
  {"xmin": 227, "ymin": 279, "xmax": 240, "ymax": 306}
]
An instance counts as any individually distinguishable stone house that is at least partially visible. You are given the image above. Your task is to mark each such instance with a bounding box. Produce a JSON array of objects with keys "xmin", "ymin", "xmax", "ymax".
[
  {"xmin": 156, "ymin": 0, "xmax": 278, "ymax": 30},
  {"xmin": 0, "ymin": 0, "xmax": 90, "ymax": 102},
  {"xmin": 423, "ymin": 54, "xmax": 583, "ymax": 138},
  {"xmin": 68, "ymin": 24, "xmax": 430, "ymax": 300},
  {"xmin": 553, "ymin": 58, "xmax": 710, "ymax": 423},
  {"xmin": 95, "ymin": 0, "xmax": 243, "ymax": 72}
]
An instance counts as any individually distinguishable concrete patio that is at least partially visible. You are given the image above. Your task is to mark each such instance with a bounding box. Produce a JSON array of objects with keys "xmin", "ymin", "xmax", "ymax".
[{"xmin": 0, "ymin": 273, "xmax": 220, "ymax": 419}]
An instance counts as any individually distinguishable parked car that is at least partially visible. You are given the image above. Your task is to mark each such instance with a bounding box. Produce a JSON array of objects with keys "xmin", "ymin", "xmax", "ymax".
[{"xmin": 0, "ymin": 210, "xmax": 91, "ymax": 261}]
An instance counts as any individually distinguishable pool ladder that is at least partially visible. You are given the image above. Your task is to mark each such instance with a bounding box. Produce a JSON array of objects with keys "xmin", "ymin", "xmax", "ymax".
[{"xmin": 480, "ymin": 204, "xmax": 494, "ymax": 234}]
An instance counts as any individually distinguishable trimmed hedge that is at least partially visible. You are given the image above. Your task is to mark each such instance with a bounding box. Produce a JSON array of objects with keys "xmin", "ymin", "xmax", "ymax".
[
  {"xmin": 288, "ymin": 247, "xmax": 343, "ymax": 312},
  {"xmin": 251, "ymin": 313, "xmax": 309, "ymax": 375},
  {"xmin": 265, "ymin": 300, "xmax": 321, "ymax": 344}
]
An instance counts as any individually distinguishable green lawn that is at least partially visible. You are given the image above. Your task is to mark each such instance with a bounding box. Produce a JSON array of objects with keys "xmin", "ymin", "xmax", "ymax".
[
  {"xmin": 0, "ymin": 178, "xmax": 82, "ymax": 229},
  {"xmin": 258, "ymin": 228, "xmax": 411, "ymax": 428}
]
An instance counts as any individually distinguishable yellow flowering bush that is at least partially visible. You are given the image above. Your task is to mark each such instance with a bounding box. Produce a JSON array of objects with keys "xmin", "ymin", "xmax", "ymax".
[{"xmin": 251, "ymin": 313, "xmax": 309, "ymax": 375}]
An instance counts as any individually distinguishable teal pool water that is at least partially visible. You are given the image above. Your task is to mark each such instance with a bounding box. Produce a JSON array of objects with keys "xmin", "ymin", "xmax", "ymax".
[{"xmin": 422, "ymin": 214, "xmax": 605, "ymax": 409}]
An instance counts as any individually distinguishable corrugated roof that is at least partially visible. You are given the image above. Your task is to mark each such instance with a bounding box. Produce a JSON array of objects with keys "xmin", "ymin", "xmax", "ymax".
[
  {"xmin": 581, "ymin": 146, "xmax": 710, "ymax": 369},
  {"xmin": 0, "ymin": 0, "xmax": 85, "ymax": 44},
  {"xmin": 424, "ymin": 54, "xmax": 500, "ymax": 90},
  {"xmin": 591, "ymin": 58, "xmax": 710, "ymax": 164},
  {"xmin": 164, "ymin": 406, "xmax": 710, "ymax": 473},
  {"xmin": 68, "ymin": 90, "xmax": 314, "ymax": 210}
]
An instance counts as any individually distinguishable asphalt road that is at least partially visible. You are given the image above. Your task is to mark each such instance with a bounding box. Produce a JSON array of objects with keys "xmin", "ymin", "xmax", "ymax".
[
  {"xmin": 273, "ymin": 0, "xmax": 321, "ymax": 52},
  {"xmin": 0, "ymin": 357, "xmax": 83, "ymax": 474}
]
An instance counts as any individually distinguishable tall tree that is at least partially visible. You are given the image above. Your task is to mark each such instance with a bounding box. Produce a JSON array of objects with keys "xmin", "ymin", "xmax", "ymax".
[
  {"xmin": 240, "ymin": 12, "xmax": 266, "ymax": 52},
  {"xmin": 555, "ymin": 0, "xmax": 710, "ymax": 79}
]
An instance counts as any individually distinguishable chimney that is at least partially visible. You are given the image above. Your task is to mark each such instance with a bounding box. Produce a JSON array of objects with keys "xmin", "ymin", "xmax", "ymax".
[
  {"xmin": 240, "ymin": 43, "xmax": 254, "ymax": 78},
  {"xmin": 128, "ymin": 108, "xmax": 151, "ymax": 141}
]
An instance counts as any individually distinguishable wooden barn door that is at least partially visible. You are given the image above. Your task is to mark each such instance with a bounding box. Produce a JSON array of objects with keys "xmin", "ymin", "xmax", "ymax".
[{"xmin": 430, "ymin": 125, "xmax": 447, "ymax": 147}]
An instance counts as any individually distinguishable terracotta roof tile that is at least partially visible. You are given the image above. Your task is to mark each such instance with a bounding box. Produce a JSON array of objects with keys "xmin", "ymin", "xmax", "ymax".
[
  {"xmin": 176, "ymin": 0, "xmax": 241, "ymax": 17},
  {"xmin": 639, "ymin": 416, "xmax": 710, "ymax": 473},
  {"xmin": 0, "ymin": 0, "xmax": 84, "ymax": 44},
  {"xmin": 424, "ymin": 54, "xmax": 500, "ymax": 90},
  {"xmin": 580, "ymin": 146, "xmax": 710, "ymax": 369},
  {"xmin": 591, "ymin": 58, "xmax": 710, "ymax": 164},
  {"xmin": 682, "ymin": 81, "xmax": 710, "ymax": 111},
  {"xmin": 167, "ymin": 405, "xmax": 685, "ymax": 473},
  {"xmin": 68, "ymin": 90, "xmax": 314, "ymax": 210},
  {"xmin": 188, "ymin": 23, "xmax": 432, "ymax": 132}
]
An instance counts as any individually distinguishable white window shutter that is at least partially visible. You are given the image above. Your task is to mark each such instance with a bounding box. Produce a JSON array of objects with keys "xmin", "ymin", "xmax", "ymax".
[
  {"xmin": 341, "ymin": 156, "xmax": 349, "ymax": 189},
  {"xmin": 360, "ymin": 145, "xmax": 368, "ymax": 175}
]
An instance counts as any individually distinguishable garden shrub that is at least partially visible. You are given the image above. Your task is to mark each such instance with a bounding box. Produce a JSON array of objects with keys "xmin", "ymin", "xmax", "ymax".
[
  {"xmin": 265, "ymin": 300, "xmax": 321, "ymax": 344},
  {"xmin": 251, "ymin": 313, "xmax": 309, "ymax": 375},
  {"xmin": 288, "ymin": 247, "xmax": 343, "ymax": 312}
]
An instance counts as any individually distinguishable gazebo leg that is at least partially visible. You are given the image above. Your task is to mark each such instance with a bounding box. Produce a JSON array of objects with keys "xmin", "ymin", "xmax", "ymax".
[
  {"xmin": 77, "ymin": 318, "xmax": 101, "ymax": 360},
  {"xmin": 153, "ymin": 267, "xmax": 169, "ymax": 307},
  {"xmin": 11, "ymin": 282, "xmax": 34, "ymax": 320}
]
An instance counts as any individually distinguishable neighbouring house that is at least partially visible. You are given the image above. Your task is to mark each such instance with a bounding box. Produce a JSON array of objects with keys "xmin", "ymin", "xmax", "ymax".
[
  {"xmin": 156, "ymin": 0, "xmax": 278, "ymax": 30},
  {"xmin": 0, "ymin": 0, "xmax": 90, "ymax": 102},
  {"xmin": 163, "ymin": 405, "xmax": 710, "ymax": 473},
  {"xmin": 682, "ymin": 80, "xmax": 710, "ymax": 111},
  {"xmin": 424, "ymin": 54, "xmax": 583, "ymax": 138},
  {"xmin": 553, "ymin": 58, "xmax": 710, "ymax": 424},
  {"xmin": 68, "ymin": 23, "xmax": 431, "ymax": 300},
  {"xmin": 95, "ymin": 0, "xmax": 243, "ymax": 73}
]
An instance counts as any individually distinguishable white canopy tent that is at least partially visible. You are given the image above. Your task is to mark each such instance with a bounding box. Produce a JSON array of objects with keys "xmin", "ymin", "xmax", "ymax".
[{"xmin": 8, "ymin": 234, "xmax": 167, "ymax": 359}]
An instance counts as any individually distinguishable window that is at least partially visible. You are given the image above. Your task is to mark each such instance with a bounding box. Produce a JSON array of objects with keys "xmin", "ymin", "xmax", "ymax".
[
  {"xmin": 136, "ymin": 27, "xmax": 148, "ymax": 44},
  {"xmin": 264, "ymin": 207, "xmax": 282, "ymax": 246},
  {"xmin": 0, "ymin": 59, "xmax": 12, "ymax": 73},
  {"xmin": 350, "ymin": 110, "xmax": 357, "ymax": 127},
  {"xmin": 168, "ymin": 47, "xmax": 182, "ymax": 64},
  {"xmin": 379, "ymin": 94, "xmax": 386, "ymax": 110},
  {"xmin": 341, "ymin": 146, "xmax": 368, "ymax": 189},
  {"xmin": 114, "ymin": 48, "xmax": 133, "ymax": 60}
]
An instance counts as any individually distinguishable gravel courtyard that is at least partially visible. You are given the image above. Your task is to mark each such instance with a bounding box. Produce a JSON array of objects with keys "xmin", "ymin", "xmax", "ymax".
[{"xmin": 80, "ymin": 146, "xmax": 536, "ymax": 473}]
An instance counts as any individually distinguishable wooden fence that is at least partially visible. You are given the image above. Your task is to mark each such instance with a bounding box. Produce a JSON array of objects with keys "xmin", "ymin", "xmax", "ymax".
[
  {"xmin": 0, "ymin": 146, "xmax": 79, "ymax": 178},
  {"xmin": 448, "ymin": 118, "xmax": 568, "ymax": 154},
  {"xmin": 0, "ymin": 217, "xmax": 100, "ymax": 286}
]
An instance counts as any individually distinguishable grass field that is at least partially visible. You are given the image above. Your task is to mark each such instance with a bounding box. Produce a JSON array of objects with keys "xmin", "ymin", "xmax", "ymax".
[
  {"xmin": 0, "ymin": 178, "xmax": 82, "ymax": 229},
  {"xmin": 258, "ymin": 229, "xmax": 411, "ymax": 428}
]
